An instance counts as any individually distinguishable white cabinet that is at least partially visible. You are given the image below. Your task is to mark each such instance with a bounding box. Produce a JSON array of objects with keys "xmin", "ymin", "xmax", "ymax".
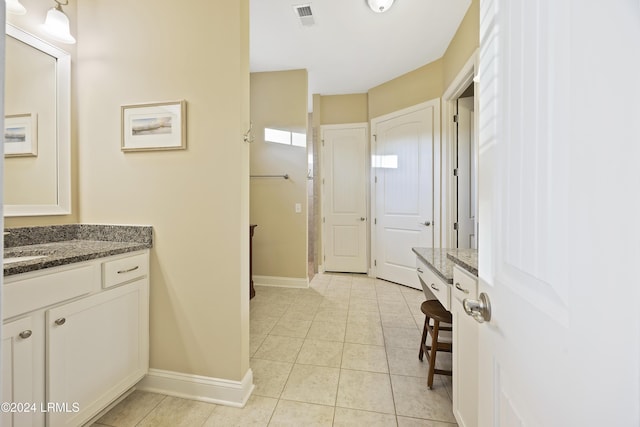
[
  {"xmin": 2, "ymin": 316, "xmax": 42, "ymax": 427},
  {"xmin": 451, "ymin": 265, "xmax": 479, "ymax": 427},
  {"xmin": 416, "ymin": 258, "xmax": 450, "ymax": 310},
  {"xmin": 47, "ymin": 279, "xmax": 149, "ymax": 426},
  {"xmin": 1, "ymin": 250, "xmax": 149, "ymax": 427}
]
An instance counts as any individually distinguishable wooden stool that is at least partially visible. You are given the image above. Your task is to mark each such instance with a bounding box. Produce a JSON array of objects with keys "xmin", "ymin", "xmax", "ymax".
[{"xmin": 418, "ymin": 299, "xmax": 453, "ymax": 389}]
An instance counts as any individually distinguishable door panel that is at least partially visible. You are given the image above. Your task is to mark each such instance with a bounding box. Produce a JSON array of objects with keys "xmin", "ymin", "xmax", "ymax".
[
  {"xmin": 322, "ymin": 125, "xmax": 367, "ymax": 273},
  {"xmin": 373, "ymin": 101, "xmax": 438, "ymax": 288},
  {"xmin": 476, "ymin": 0, "xmax": 640, "ymax": 426}
]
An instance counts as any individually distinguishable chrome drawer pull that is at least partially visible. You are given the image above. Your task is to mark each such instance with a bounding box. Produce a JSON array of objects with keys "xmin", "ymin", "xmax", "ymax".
[
  {"xmin": 430, "ymin": 283, "xmax": 439, "ymax": 292},
  {"xmin": 19, "ymin": 330, "xmax": 32, "ymax": 339},
  {"xmin": 417, "ymin": 267, "xmax": 424, "ymax": 273},
  {"xmin": 117, "ymin": 265, "xmax": 139, "ymax": 274},
  {"xmin": 55, "ymin": 318, "xmax": 66, "ymax": 326},
  {"xmin": 455, "ymin": 282, "xmax": 470, "ymax": 294}
]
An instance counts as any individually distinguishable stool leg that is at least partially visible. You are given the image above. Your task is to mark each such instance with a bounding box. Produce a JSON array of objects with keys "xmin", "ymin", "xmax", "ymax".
[
  {"xmin": 427, "ymin": 319, "xmax": 440, "ymax": 389},
  {"xmin": 419, "ymin": 314, "xmax": 430, "ymax": 361}
]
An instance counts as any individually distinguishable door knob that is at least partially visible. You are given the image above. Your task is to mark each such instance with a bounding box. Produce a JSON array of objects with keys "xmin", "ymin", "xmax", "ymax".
[
  {"xmin": 359, "ymin": 217, "xmax": 366, "ymax": 221},
  {"xmin": 463, "ymin": 292, "xmax": 492, "ymax": 323},
  {"xmin": 19, "ymin": 330, "xmax": 32, "ymax": 339},
  {"xmin": 419, "ymin": 221, "xmax": 432, "ymax": 227},
  {"xmin": 54, "ymin": 318, "xmax": 66, "ymax": 326}
]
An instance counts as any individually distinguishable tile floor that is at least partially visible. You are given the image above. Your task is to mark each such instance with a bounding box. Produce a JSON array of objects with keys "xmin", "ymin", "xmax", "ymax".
[{"xmin": 92, "ymin": 272, "xmax": 456, "ymax": 426}]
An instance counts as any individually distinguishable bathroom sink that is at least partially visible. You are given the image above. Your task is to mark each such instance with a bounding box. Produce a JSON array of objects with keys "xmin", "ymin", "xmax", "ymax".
[{"xmin": 3, "ymin": 255, "xmax": 47, "ymax": 265}]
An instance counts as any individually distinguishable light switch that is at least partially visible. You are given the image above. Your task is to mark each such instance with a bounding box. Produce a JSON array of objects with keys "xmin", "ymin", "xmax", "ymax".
[{"xmin": 295, "ymin": 203, "xmax": 302, "ymax": 213}]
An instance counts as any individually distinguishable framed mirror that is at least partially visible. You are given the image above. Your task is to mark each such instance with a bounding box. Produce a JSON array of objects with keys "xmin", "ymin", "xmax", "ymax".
[{"xmin": 4, "ymin": 23, "xmax": 71, "ymax": 216}]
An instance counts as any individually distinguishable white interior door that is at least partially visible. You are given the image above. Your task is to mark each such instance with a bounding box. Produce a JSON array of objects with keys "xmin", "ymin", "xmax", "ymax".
[
  {"xmin": 456, "ymin": 96, "xmax": 476, "ymax": 249},
  {"xmin": 322, "ymin": 124, "xmax": 368, "ymax": 273},
  {"xmin": 475, "ymin": 0, "xmax": 640, "ymax": 426},
  {"xmin": 372, "ymin": 100, "xmax": 438, "ymax": 289}
]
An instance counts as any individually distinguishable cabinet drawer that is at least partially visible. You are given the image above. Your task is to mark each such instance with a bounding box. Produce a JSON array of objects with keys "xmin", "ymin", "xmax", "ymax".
[
  {"xmin": 416, "ymin": 259, "xmax": 450, "ymax": 311},
  {"xmin": 452, "ymin": 265, "xmax": 478, "ymax": 302},
  {"xmin": 4, "ymin": 264, "xmax": 98, "ymax": 320},
  {"xmin": 103, "ymin": 252, "xmax": 149, "ymax": 289}
]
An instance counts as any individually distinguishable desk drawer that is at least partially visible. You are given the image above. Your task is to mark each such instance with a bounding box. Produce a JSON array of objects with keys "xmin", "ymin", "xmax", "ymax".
[
  {"xmin": 416, "ymin": 258, "xmax": 450, "ymax": 311},
  {"xmin": 452, "ymin": 265, "xmax": 478, "ymax": 302}
]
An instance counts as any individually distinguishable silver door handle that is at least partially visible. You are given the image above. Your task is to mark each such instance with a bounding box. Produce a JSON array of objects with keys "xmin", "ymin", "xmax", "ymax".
[
  {"xmin": 463, "ymin": 292, "xmax": 492, "ymax": 323},
  {"xmin": 455, "ymin": 282, "xmax": 469, "ymax": 294},
  {"xmin": 430, "ymin": 283, "xmax": 439, "ymax": 292},
  {"xmin": 19, "ymin": 330, "xmax": 32, "ymax": 339},
  {"xmin": 419, "ymin": 221, "xmax": 431, "ymax": 227},
  {"xmin": 55, "ymin": 318, "xmax": 66, "ymax": 326}
]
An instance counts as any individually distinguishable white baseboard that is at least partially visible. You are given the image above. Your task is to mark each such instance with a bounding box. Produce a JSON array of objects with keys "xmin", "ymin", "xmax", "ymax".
[
  {"xmin": 136, "ymin": 368, "xmax": 254, "ymax": 408},
  {"xmin": 253, "ymin": 275, "xmax": 309, "ymax": 288}
]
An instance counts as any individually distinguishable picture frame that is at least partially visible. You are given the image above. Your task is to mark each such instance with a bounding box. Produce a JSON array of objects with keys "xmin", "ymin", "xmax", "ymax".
[
  {"xmin": 4, "ymin": 113, "xmax": 37, "ymax": 157},
  {"xmin": 121, "ymin": 100, "xmax": 186, "ymax": 152}
]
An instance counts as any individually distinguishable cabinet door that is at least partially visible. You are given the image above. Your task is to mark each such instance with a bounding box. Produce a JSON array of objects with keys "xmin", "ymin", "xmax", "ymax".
[
  {"xmin": 452, "ymin": 267, "xmax": 479, "ymax": 427},
  {"xmin": 2, "ymin": 317, "xmax": 38, "ymax": 427},
  {"xmin": 47, "ymin": 279, "xmax": 149, "ymax": 427}
]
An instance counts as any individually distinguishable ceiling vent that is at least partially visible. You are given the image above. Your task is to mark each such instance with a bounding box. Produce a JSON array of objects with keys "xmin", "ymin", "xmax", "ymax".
[{"xmin": 293, "ymin": 4, "xmax": 315, "ymax": 26}]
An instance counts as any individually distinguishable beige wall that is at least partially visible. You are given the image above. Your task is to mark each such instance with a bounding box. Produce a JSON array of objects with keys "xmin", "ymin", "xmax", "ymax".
[
  {"xmin": 76, "ymin": 0, "xmax": 250, "ymax": 381},
  {"xmin": 250, "ymin": 70, "xmax": 308, "ymax": 280},
  {"xmin": 319, "ymin": 94, "xmax": 368, "ymax": 125},
  {"xmin": 442, "ymin": 0, "xmax": 479, "ymax": 90},
  {"xmin": 5, "ymin": 0, "xmax": 79, "ymax": 227}
]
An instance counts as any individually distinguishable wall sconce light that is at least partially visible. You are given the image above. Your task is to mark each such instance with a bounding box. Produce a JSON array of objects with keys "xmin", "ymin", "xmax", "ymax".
[
  {"xmin": 366, "ymin": 0, "xmax": 395, "ymax": 13},
  {"xmin": 41, "ymin": 0, "xmax": 76, "ymax": 44},
  {"xmin": 6, "ymin": 0, "xmax": 27, "ymax": 15}
]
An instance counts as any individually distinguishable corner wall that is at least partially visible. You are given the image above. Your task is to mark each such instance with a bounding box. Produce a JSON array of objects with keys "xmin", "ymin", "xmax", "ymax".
[
  {"xmin": 76, "ymin": 0, "xmax": 250, "ymax": 387},
  {"xmin": 250, "ymin": 70, "xmax": 308, "ymax": 282}
]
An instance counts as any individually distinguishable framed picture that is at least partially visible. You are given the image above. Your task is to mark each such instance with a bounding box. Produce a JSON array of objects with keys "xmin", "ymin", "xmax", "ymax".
[
  {"xmin": 121, "ymin": 100, "xmax": 186, "ymax": 152},
  {"xmin": 4, "ymin": 113, "xmax": 37, "ymax": 157}
]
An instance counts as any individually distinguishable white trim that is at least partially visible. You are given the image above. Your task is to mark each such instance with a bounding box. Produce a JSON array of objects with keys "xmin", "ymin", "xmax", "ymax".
[
  {"xmin": 442, "ymin": 50, "xmax": 479, "ymax": 249},
  {"xmin": 253, "ymin": 275, "xmax": 309, "ymax": 288},
  {"xmin": 136, "ymin": 368, "xmax": 254, "ymax": 408}
]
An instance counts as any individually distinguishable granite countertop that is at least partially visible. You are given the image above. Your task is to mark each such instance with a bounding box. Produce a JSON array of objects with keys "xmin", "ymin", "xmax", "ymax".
[
  {"xmin": 446, "ymin": 248, "xmax": 478, "ymax": 276},
  {"xmin": 4, "ymin": 224, "xmax": 152, "ymax": 277},
  {"xmin": 412, "ymin": 247, "xmax": 479, "ymax": 280},
  {"xmin": 412, "ymin": 247, "xmax": 455, "ymax": 283}
]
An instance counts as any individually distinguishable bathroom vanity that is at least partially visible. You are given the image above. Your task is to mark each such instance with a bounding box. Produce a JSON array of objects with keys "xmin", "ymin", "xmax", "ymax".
[
  {"xmin": 413, "ymin": 247, "xmax": 479, "ymax": 427},
  {"xmin": 2, "ymin": 225, "xmax": 152, "ymax": 427}
]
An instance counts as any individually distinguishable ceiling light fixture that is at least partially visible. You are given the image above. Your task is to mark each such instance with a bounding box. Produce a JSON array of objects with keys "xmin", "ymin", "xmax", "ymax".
[
  {"xmin": 366, "ymin": 0, "xmax": 395, "ymax": 13},
  {"xmin": 41, "ymin": 0, "xmax": 76, "ymax": 44},
  {"xmin": 6, "ymin": 0, "xmax": 27, "ymax": 15}
]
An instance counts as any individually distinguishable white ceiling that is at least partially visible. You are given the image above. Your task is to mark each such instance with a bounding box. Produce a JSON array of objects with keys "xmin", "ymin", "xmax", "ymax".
[{"xmin": 250, "ymin": 0, "xmax": 471, "ymax": 102}]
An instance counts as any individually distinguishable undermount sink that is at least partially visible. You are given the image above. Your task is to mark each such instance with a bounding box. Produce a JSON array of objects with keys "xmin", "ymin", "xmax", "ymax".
[{"xmin": 4, "ymin": 255, "xmax": 47, "ymax": 265}]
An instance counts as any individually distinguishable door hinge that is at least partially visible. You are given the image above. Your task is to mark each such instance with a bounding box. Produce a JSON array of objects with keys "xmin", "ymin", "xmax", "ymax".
[
  {"xmin": 373, "ymin": 134, "xmax": 377, "ymax": 141},
  {"xmin": 453, "ymin": 222, "xmax": 459, "ymax": 230},
  {"xmin": 453, "ymin": 114, "xmax": 459, "ymax": 123},
  {"xmin": 322, "ymin": 178, "xmax": 325, "ymax": 184},
  {"xmin": 374, "ymin": 218, "xmax": 377, "ymax": 225},
  {"xmin": 374, "ymin": 260, "xmax": 377, "ymax": 267},
  {"xmin": 453, "ymin": 168, "xmax": 458, "ymax": 177},
  {"xmin": 323, "ymin": 217, "xmax": 325, "ymax": 223},
  {"xmin": 322, "ymin": 139, "xmax": 325, "ymax": 146},
  {"xmin": 374, "ymin": 176, "xmax": 378, "ymax": 183}
]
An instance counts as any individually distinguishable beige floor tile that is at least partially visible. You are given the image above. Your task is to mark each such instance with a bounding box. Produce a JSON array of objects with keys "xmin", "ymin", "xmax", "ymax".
[
  {"xmin": 136, "ymin": 396, "xmax": 215, "ymax": 427},
  {"xmin": 203, "ymin": 395, "xmax": 277, "ymax": 427},
  {"xmin": 281, "ymin": 364, "xmax": 340, "ymax": 406},
  {"xmin": 251, "ymin": 358, "xmax": 294, "ymax": 398},
  {"xmin": 345, "ymin": 322, "xmax": 385, "ymax": 346},
  {"xmin": 269, "ymin": 400, "xmax": 334, "ymax": 426},
  {"xmin": 349, "ymin": 288, "xmax": 377, "ymax": 300},
  {"xmin": 383, "ymin": 327, "xmax": 421, "ymax": 350},
  {"xmin": 378, "ymin": 299, "xmax": 412, "ymax": 314},
  {"xmin": 397, "ymin": 416, "xmax": 458, "ymax": 426},
  {"xmin": 251, "ymin": 316, "xmax": 280, "ymax": 336},
  {"xmin": 96, "ymin": 390, "xmax": 165, "ymax": 427},
  {"xmin": 349, "ymin": 297, "xmax": 380, "ymax": 313},
  {"xmin": 336, "ymin": 369, "xmax": 395, "ymax": 414},
  {"xmin": 296, "ymin": 339, "xmax": 344, "ymax": 367},
  {"xmin": 387, "ymin": 347, "xmax": 431, "ymax": 378},
  {"xmin": 251, "ymin": 304, "xmax": 290, "ymax": 319},
  {"xmin": 307, "ymin": 320, "xmax": 347, "ymax": 342},
  {"xmin": 314, "ymin": 308, "xmax": 349, "ymax": 323},
  {"xmin": 253, "ymin": 335, "xmax": 304, "ymax": 362},
  {"xmin": 270, "ymin": 318, "xmax": 312, "ymax": 338},
  {"xmin": 333, "ymin": 407, "xmax": 398, "ymax": 426},
  {"xmin": 341, "ymin": 343, "xmax": 389, "ymax": 373},
  {"xmin": 381, "ymin": 312, "xmax": 421, "ymax": 329},
  {"xmin": 390, "ymin": 375, "xmax": 456, "ymax": 423},
  {"xmin": 251, "ymin": 333, "xmax": 267, "ymax": 357},
  {"xmin": 348, "ymin": 310, "xmax": 381, "ymax": 324}
]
